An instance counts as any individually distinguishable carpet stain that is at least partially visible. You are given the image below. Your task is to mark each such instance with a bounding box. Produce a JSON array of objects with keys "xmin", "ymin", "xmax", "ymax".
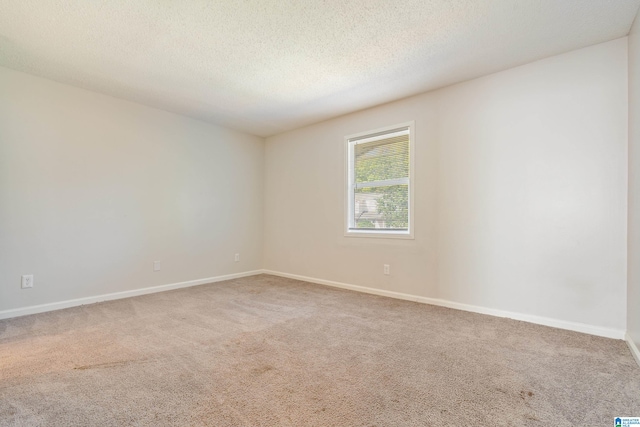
[
  {"xmin": 519, "ymin": 390, "xmax": 534, "ymax": 400},
  {"xmin": 251, "ymin": 365, "xmax": 275, "ymax": 375},
  {"xmin": 74, "ymin": 358, "xmax": 148, "ymax": 370}
]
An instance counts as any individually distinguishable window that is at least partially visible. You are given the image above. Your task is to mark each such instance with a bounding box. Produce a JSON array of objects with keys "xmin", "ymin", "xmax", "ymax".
[{"xmin": 345, "ymin": 121, "xmax": 414, "ymax": 238}]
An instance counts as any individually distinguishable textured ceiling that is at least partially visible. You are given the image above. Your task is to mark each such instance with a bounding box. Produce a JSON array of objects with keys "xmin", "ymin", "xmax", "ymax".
[{"xmin": 1, "ymin": 0, "xmax": 639, "ymax": 137}]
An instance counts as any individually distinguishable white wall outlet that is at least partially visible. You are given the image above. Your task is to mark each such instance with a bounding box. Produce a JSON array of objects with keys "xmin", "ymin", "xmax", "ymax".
[
  {"xmin": 21, "ymin": 274, "xmax": 34, "ymax": 289},
  {"xmin": 383, "ymin": 264, "xmax": 390, "ymax": 275},
  {"xmin": 234, "ymin": 253, "xmax": 240, "ymax": 262},
  {"xmin": 153, "ymin": 261, "xmax": 161, "ymax": 272}
]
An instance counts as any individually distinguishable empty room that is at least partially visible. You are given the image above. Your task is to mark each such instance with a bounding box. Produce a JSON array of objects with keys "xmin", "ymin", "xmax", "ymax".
[{"xmin": 2, "ymin": 0, "xmax": 640, "ymax": 425}]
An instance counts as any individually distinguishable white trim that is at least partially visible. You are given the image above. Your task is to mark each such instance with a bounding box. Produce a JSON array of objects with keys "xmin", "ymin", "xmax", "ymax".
[
  {"xmin": 351, "ymin": 128, "xmax": 409, "ymax": 145},
  {"xmin": 0, "ymin": 270, "xmax": 263, "ymax": 321},
  {"xmin": 263, "ymin": 269, "xmax": 625, "ymax": 340},
  {"xmin": 3, "ymin": 269, "xmax": 629, "ymax": 344},
  {"xmin": 626, "ymin": 333, "xmax": 640, "ymax": 368},
  {"xmin": 345, "ymin": 229, "xmax": 411, "ymax": 239},
  {"xmin": 346, "ymin": 125, "xmax": 410, "ymax": 144}
]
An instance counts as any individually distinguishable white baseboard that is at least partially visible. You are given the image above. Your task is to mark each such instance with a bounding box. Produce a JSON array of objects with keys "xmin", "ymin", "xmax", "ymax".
[
  {"xmin": 263, "ymin": 270, "xmax": 626, "ymax": 340},
  {"xmin": 0, "ymin": 270, "xmax": 263, "ymax": 321},
  {"xmin": 626, "ymin": 333, "xmax": 640, "ymax": 368},
  {"xmin": 2, "ymin": 269, "xmax": 629, "ymax": 344}
]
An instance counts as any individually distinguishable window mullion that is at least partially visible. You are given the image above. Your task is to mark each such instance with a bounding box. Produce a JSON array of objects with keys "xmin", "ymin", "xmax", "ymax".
[{"xmin": 355, "ymin": 177, "xmax": 409, "ymax": 189}]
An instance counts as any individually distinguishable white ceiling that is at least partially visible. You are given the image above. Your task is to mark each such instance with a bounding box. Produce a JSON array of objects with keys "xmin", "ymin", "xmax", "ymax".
[{"xmin": 1, "ymin": 0, "xmax": 639, "ymax": 137}]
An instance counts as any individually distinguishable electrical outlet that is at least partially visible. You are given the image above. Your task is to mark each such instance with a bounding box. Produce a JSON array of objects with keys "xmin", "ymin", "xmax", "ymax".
[
  {"xmin": 21, "ymin": 274, "xmax": 34, "ymax": 289},
  {"xmin": 153, "ymin": 261, "xmax": 161, "ymax": 272},
  {"xmin": 383, "ymin": 264, "xmax": 390, "ymax": 275},
  {"xmin": 234, "ymin": 253, "xmax": 240, "ymax": 262}
]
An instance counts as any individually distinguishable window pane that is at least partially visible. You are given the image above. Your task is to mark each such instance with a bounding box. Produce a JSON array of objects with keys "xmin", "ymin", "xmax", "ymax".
[
  {"xmin": 354, "ymin": 134, "xmax": 409, "ymax": 184},
  {"xmin": 353, "ymin": 184, "xmax": 408, "ymax": 230}
]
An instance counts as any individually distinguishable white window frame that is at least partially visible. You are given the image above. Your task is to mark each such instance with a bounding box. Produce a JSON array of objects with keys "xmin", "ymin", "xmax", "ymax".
[{"xmin": 344, "ymin": 121, "xmax": 415, "ymax": 239}]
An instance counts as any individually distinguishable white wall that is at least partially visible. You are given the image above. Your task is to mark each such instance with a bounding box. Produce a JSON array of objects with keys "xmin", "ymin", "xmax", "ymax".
[
  {"xmin": 629, "ymin": 12, "xmax": 640, "ymax": 350},
  {"xmin": 0, "ymin": 67, "xmax": 264, "ymax": 313},
  {"xmin": 264, "ymin": 38, "xmax": 628, "ymax": 334}
]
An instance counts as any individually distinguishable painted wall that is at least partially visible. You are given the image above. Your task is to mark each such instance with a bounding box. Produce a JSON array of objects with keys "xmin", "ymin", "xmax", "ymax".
[
  {"xmin": 629, "ymin": 13, "xmax": 640, "ymax": 350},
  {"xmin": 0, "ymin": 67, "xmax": 264, "ymax": 313},
  {"xmin": 264, "ymin": 39, "xmax": 628, "ymax": 334}
]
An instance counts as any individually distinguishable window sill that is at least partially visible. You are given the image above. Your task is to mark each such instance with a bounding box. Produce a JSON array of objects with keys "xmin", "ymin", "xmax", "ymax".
[{"xmin": 344, "ymin": 230, "xmax": 414, "ymax": 240}]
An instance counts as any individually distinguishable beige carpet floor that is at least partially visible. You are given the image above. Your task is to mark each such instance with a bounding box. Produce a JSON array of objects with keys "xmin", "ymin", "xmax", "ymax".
[{"xmin": 0, "ymin": 274, "xmax": 639, "ymax": 426}]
